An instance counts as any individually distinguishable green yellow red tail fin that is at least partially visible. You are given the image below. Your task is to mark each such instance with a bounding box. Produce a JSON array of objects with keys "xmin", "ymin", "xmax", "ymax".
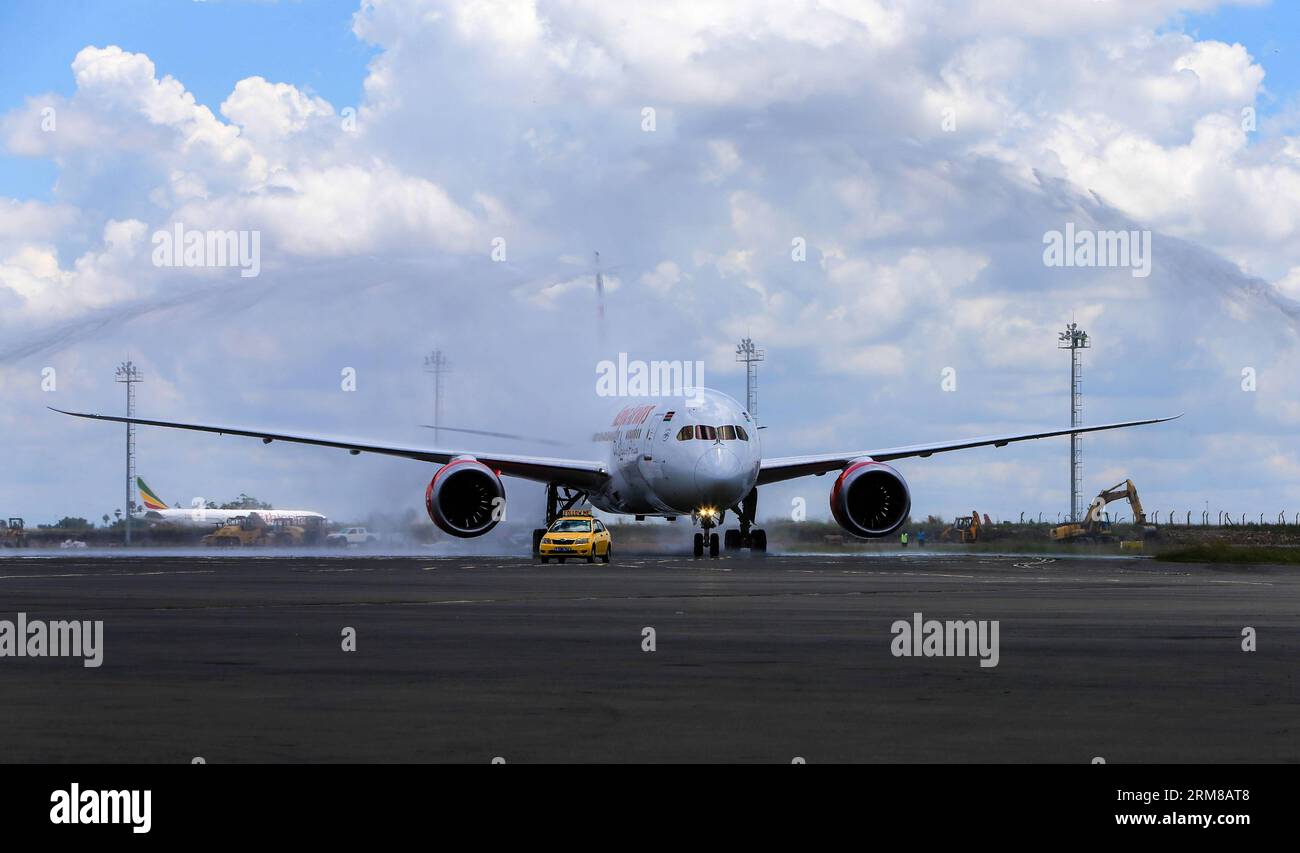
[{"xmin": 136, "ymin": 477, "xmax": 168, "ymax": 511}]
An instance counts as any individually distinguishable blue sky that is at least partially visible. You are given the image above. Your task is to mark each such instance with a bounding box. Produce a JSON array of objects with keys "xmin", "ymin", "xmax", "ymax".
[
  {"xmin": 3, "ymin": 0, "xmax": 1300, "ymax": 529},
  {"xmin": 1183, "ymin": 2, "xmax": 1299, "ymax": 106},
  {"xmin": 0, "ymin": 0, "xmax": 374, "ymax": 200}
]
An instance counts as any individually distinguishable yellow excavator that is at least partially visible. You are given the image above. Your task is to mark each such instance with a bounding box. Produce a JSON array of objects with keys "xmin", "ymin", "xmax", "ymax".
[
  {"xmin": 942, "ymin": 510, "xmax": 992, "ymax": 543},
  {"xmin": 1051, "ymin": 479, "xmax": 1152, "ymax": 542}
]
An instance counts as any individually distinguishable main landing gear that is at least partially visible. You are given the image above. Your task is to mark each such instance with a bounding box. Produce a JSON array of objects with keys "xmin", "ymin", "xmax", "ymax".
[{"xmin": 723, "ymin": 488, "xmax": 767, "ymax": 553}]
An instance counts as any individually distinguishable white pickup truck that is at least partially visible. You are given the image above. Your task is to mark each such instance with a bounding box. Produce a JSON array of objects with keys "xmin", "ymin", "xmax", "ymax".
[{"xmin": 326, "ymin": 527, "xmax": 377, "ymax": 546}]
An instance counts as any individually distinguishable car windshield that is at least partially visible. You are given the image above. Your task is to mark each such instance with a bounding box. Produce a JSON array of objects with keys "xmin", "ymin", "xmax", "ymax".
[{"xmin": 550, "ymin": 519, "xmax": 592, "ymax": 532}]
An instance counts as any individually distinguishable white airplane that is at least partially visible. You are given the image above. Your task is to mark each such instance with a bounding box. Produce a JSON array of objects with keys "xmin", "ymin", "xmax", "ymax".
[
  {"xmin": 52, "ymin": 389, "xmax": 1175, "ymax": 557},
  {"xmin": 132, "ymin": 476, "xmax": 328, "ymax": 530}
]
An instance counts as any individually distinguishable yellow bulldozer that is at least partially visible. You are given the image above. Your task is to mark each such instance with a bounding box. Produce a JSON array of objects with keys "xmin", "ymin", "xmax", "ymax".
[
  {"xmin": 942, "ymin": 510, "xmax": 992, "ymax": 543},
  {"xmin": 1, "ymin": 517, "xmax": 26, "ymax": 548},
  {"xmin": 202, "ymin": 513, "xmax": 321, "ymax": 547},
  {"xmin": 1051, "ymin": 479, "xmax": 1154, "ymax": 542},
  {"xmin": 202, "ymin": 515, "xmax": 268, "ymax": 547}
]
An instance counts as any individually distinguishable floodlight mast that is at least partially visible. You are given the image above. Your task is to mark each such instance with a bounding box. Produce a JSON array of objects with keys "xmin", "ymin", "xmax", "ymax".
[
  {"xmin": 115, "ymin": 360, "xmax": 143, "ymax": 544},
  {"xmin": 1058, "ymin": 323, "xmax": 1090, "ymax": 523},
  {"xmin": 735, "ymin": 338, "xmax": 765, "ymax": 424}
]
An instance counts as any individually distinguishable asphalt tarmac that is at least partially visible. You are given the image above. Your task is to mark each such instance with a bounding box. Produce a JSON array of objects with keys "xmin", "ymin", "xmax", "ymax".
[{"xmin": 0, "ymin": 551, "xmax": 1294, "ymax": 763}]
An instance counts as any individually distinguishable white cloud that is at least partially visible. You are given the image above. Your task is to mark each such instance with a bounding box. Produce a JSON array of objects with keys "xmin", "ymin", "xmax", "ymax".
[
  {"xmin": 0, "ymin": 198, "xmax": 79, "ymax": 242},
  {"xmin": 1275, "ymin": 266, "xmax": 1300, "ymax": 300},
  {"xmin": 3, "ymin": 0, "xmax": 1299, "ymax": 525},
  {"xmin": 0, "ymin": 42, "xmax": 495, "ymax": 330},
  {"xmin": 640, "ymin": 260, "xmax": 682, "ymax": 294},
  {"xmin": 220, "ymin": 76, "xmax": 335, "ymax": 139},
  {"xmin": 0, "ymin": 219, "xmax": 149, "ymax": 319},
  {"xmin": 701, "ymin": 139, "xmax": 741, "ymax": 184},
  {"xmin": 177, "ymin": 163, "xmax": 486, "ymax": 257}
]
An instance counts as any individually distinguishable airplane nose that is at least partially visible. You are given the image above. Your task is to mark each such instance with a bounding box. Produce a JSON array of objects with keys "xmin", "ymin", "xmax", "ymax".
[{"xmin": 694, "ymin": 444, "xmax": 744, "ymax": 506}]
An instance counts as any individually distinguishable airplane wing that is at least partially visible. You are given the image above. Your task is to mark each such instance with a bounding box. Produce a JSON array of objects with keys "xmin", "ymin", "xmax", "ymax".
[
  {"xmin": 757, "ymin": 414, "xmax": 1180, "ymax": 486},
  {"xmin": 49, "ymin": 408, "xmax": 608, "ymax": 490}
]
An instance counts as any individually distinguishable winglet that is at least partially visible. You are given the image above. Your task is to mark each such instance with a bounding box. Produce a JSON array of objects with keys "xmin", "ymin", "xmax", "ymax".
[{"xmin": 49, "ymin": 406, "xmax": 101, "ymax": 419}]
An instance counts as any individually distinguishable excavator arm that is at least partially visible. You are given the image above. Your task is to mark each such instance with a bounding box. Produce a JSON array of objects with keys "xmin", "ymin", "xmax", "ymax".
[
  {"xmin": 1124, "ymin": 480, "xmax": 1146, "ymax": 525},
  {"xmin": 1093, "ymin": 479, "xmax": 1146, "ymax": 525},
  {"xmin": 1054, "ymin": 479, "xmax": 1151, "ymax": 541}
]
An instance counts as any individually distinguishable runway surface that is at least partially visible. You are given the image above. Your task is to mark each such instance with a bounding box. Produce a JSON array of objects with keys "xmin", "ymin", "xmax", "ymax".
[{"xmin": 0, "ymin": 552, "xmax": 1295, "ymax": 763}]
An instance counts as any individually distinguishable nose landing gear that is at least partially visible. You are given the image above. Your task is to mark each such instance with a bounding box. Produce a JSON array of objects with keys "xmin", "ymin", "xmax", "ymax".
[
  {"xmin": 692, "ymin": 531, "xmax": 720, "ymax": 558},
  {"xmin": 693, "ymin": 488, "xmax": 766, "ymax": 558},
  {"xmin": 693, "ymin": 522, "xmax": 721, "ymax": 558},
  {"xmin": 692, "ymin": 505, "xmax": 723, "ymax": 559}
]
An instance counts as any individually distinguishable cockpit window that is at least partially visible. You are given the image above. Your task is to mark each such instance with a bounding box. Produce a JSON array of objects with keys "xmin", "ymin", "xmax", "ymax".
[{"xmin": 679, "ymin": 424, "xmax": 749, "ymax": 440}]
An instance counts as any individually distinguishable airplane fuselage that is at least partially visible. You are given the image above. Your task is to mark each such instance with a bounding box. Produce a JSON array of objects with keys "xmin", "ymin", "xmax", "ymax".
[
  {"xmin": 589, "ymin": 388, "xmax": 761, "ymax": 518},
  {"xmin": 136, "ymin": 508, "xmax": 328, "ymax": 529}
]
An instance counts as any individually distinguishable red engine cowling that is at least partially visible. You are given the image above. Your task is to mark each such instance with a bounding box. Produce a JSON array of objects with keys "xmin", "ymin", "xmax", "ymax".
[
  {"xmin": 829, "ymin": 459, "xmax": 911, "ymax": 538},
  {"xmin": 425, "ymin": 457, "xmax": 506, "ymax": 538}
]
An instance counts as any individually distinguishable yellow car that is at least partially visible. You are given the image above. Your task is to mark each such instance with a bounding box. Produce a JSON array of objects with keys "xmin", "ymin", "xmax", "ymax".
[{"xmin": 537, "ymin": 512, "xmax": 612, "ymax": 564}]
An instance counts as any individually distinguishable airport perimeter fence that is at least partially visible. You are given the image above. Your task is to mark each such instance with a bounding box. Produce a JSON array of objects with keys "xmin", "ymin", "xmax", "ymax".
[{"xmin": 1013, "ymin": 511, "xmax": 1300, "ymax": 527}]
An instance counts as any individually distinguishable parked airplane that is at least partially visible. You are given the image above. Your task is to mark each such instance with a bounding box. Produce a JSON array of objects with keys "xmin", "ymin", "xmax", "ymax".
[
  {"xmin": 54, "ymin": 390, "xmax": 1175, "ymax": 557},
  {"xmin": 133, "ymin": 476, "xmax": 328, "ymax": 529}
]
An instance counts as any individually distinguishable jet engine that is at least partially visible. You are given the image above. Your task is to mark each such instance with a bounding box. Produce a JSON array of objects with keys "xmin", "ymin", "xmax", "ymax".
[
  {"xmin": 425, "ymin": 456, "xmax": 506, "ymax": 538},
  {"xmin": 829, "ymin": 459, "xmax": 911, "ymax": 538}
]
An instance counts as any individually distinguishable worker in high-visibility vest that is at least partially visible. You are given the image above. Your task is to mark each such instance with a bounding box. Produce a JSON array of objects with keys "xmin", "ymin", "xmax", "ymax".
[{"xmin": 900, "ymin": 531, "xmax": 909, "ymax": 548}]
